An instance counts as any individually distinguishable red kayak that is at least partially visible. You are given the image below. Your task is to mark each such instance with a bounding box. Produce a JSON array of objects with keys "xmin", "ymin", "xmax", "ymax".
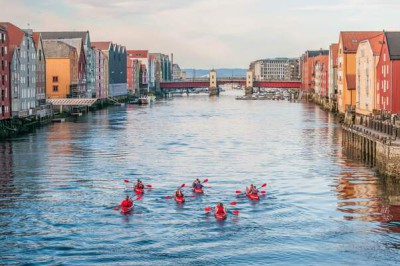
[
  {"xmin": 214, "ymin": 212, "xmax": 227, "ymax": 220},
  {"xmin": 121, "ymin": 206, "xmax": 133, "ymax": 214},
  {"xmin": 192, "ymin": 187, "xmax": 204, "ymax": 194},
  {"xmin": 134, "ymin": 187, "xmax": 144, "ymax": 194},
  {"xmin": 246, "ymin": 187, "xmax": 260, "ymax": 200},
  {"xmin": 175, "ymin": 196, "xmax": 185, "ymax": 203}
]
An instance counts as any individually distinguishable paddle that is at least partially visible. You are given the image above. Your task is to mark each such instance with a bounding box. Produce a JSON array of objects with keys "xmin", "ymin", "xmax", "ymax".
[
  {"xmin": 124, "ymin": 180, "xmax": 153, "ymax": 189},
  {"xmin": 204, "ymin": 205, "xmax": 239, "ymax": 215},
  {"xmin": 203, "ymin": 178, "xmax": 208, "ymax": 183},
  {"xmin": 114, "ymin": 196, "xmax": 143, "ymax": 210}
]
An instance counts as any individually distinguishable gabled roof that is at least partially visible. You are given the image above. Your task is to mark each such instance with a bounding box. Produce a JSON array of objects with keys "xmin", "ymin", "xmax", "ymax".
[
  {"xmin": 346, "ymin": 74, "xmax": 356, "ymax": 89},
  {"xmin": 92, "ymin": 41, "xmax": 111, "ymax": 51},
  {"xmin": 40, "ymin": 31, "xmax": 88, "ymax": 42},
  {"xmin": 330, "ymin": 43, "xmax": 339, "ymax": 67},
  {"xmin": 43, "ymin": 40, "xmax": 77, "ymax": 58},
  {"xmin": 56, "ymin": 38, "xmax": 82, "ymax": 57},
  {"xmin": 32, "ymin": 32, "xmax": 41, "ymax": 49},
  {"xmin": 385, "ymin": 32, "xmax": 400, "ymax": 60},
  {"xmin": 340, "ymin": 31, "xmax": 382, "ymax": 53},
  {"xmin": 127, "ymin": 50, "xmax": 148, "ymax": 58},
  {"xmin": 306, "ymin": 50, "xmax": 329, "ymax": 57},
  {"xmin": 365, "ymin": 33, "xmax": 384, "ymax": 56},
  {"xmin": 0, "ymin": 22, "xmax": 25, "ymax": 57}
]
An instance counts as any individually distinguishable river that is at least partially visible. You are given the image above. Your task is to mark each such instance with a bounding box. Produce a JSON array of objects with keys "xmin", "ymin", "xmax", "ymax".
[{"xmin": 1, "ymin": 93, "xmax": 400, "ymax": 265}]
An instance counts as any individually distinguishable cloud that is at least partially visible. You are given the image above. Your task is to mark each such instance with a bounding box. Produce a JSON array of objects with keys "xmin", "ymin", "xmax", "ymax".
[{"xmin": 3, "ymin": 0, "xmax": 400, "ymax": 68}]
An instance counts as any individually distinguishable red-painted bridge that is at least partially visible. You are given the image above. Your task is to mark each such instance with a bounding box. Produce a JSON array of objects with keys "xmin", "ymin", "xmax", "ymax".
[{"xmin": 160, "ymin": 79, "xmax": 301, "ymax": 89}]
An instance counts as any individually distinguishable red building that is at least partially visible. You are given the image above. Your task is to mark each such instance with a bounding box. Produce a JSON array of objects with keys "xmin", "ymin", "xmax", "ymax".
[
  {"xmin": 0, "ymin": 25, "xmax": 10, "ymax": 120},
  {"xmin": 126, "ymin": 50, "xmax": 149, "ymax": 95},
  {"xmin": 376, "ymin": 32, "xmax": 400, "ymax": 114},
  {"xmin": 300, "ymin": 50, "xmax": 329, "ymax": 92}
]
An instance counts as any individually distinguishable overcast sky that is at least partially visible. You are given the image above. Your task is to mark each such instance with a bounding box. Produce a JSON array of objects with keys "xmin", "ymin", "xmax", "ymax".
[{"xmin": 3, "ymin": 0, "xmax": 400, "ymax": 68}]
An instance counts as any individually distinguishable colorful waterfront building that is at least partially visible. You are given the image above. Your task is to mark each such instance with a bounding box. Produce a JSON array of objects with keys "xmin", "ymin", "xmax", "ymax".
[
  {"xmin": 328, "ymin": 43, "xmax": 339, "ymax": 111},
  {"xmin": 314, "ymin": 54, "xmax": 329, "ymax": 104},
  {"xmin": 0, "ymin": 25, "xmax": 10, "ymax": 120},
  {"xmin": 300, "ymin": 50, "xmax": 329, "ymax": 93},
  {"xmin": 126, "ymin": 58, "xmax": 140, "ymax": 96},
  {"xmin": 376, "ymin": 32, "xmax": 400, "ymax": 114},
  {"xmin": 93, "ymin": 47, "xmax": 108, "ymax": 99},
  {"xmin": 355, "ymin": 33, "xmax": 384, "ymax": 116},
  {"xmin": 32, "ymin": 32, "xmax": 46, "ymax": 107},
  {"xmin": 41, "ymin": 32, "xmax": 95, "ymax": 98},
  {"xmin": 149, "ymin": 53, "xmax": 172, "ymax": 92},
  {"xmin": 337, "ymin": 31, "xmax": 381, "ymax": 113},
  {"xmin": 0, "ymin": 22, "xmax": 37, "ymax": 118},
  {"xmin": 57, "ymin": 39, "xmax": 86, "ymax": 98},
  {"xmin": 42, "ymin": 40, "xmax": 78, "ymax": 99},
  {"xmin": 127, "ymin": 50, "xmax": 149, "ymax": 95},
  {"xmin": 92, "ymin": 42, "xmax": 127, "ymax": 97}
]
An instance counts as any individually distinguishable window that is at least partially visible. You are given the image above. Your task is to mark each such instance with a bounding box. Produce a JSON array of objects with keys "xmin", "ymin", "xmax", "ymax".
[
  {"xmin": 52, "ymin": 76, "xmax": 58, "ymax": 82},
  {"xmin": 53, "ymin": 85, "xmax": 58, "ymax": 92}
]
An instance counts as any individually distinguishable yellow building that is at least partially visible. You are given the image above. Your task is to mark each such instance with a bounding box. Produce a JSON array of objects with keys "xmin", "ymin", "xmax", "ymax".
[
  {"xmin": 355, "ymin": 34, "xmax": 384, "ymax": 116},
  {"xmin": 43, "ymin": 40, "xmax": 78, "ymax": 99},
  {"xmin": 337, "ymin": 32, "xmax": 381, "ymax": 113}
]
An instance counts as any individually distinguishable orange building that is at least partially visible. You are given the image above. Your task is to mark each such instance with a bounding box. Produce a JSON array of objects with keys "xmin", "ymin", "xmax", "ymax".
[
  {"xmin": 337, "ymin": 31, "xmax": 381, "ymax": 113},
  {"xmin": 43, "ymin": 40, "xmax": 78, "ymax": 99}
]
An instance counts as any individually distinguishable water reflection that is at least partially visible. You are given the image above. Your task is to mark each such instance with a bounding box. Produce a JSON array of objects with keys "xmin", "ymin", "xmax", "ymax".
[{"xmin": 0, "ymin": 141, "xmax": 14, "ymax": 201}]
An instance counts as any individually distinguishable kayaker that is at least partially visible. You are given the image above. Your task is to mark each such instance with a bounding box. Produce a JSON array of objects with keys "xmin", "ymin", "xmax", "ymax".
[
  {"xmin": 251, "ymin": 185, "xmax": 258, "ymax": 195},
  {"xmin": 120, "ymin": 196, "xmax": 133, "ymax": 209},
  {"xmin": 192, "ymin": 179, "xmax": 203, "ymax": 189},
  {"xmin": 135, "ymin": 179, "xmax": 144, "ymax": 189},
  {"xmin": 175, "ymin": 189, "xmax": 184, "ymax": 198},
  {"xmin": 248, "ymin": 184, "xmax": 254, "ymax": 193},
  {"xmin": 215, "ymin": 203, "xmax": 227, "ymax": 215}
]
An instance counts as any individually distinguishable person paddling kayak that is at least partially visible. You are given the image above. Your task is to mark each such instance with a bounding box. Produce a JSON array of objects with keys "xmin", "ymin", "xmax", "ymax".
[
  {"xmin": 175, "ymin": 189, "xmax": 185, "ymax": 203},
  {"xmin": 120, "ymin": 196, "xmax": 133, "ymax": 213},
  {"xmin": 135, "ymin": 179, "xmax": 144, "ymax": 189},
  {"xmin": 192, "ymin": 178, "xmax": 203, "ymax": 189},
  {"xmin": 215, "ymin": 202, "xmax": 227, "ymax": 215},
  {"xmin": 214, "ymin": 202, "xmax": 227, "ymax": 220}
]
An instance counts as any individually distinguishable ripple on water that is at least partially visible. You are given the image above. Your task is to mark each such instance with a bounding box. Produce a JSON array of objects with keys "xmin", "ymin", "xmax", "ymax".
[{"xmin": 1, "ymin": 97, "xmax": 399, "ymax": 265}]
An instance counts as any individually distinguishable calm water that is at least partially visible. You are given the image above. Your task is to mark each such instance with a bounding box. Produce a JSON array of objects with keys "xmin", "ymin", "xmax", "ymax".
[{"xmin": 1, "ymin": 93, "xmax": 400, "ymax": 265}]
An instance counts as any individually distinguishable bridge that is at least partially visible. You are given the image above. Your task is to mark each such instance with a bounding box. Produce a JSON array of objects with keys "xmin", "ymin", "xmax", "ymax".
[{"xmin": 159, "ymin": 70, "xmax": 301, "ymax": 96}]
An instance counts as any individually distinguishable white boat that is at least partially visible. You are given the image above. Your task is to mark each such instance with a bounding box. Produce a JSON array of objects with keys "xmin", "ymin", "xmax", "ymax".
[{"xmin": 138, "ymin": 96, "xmax": 149, "ymax": 105}]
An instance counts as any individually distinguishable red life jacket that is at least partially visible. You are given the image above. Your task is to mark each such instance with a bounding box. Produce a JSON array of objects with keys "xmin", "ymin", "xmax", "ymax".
[
  {"xmin": 216, "ymin": 205, "xmax": 225, "ymax": 214},
  {"xmin": 121, "ymin": 199, "xmax": 133, "ymax": 208}
]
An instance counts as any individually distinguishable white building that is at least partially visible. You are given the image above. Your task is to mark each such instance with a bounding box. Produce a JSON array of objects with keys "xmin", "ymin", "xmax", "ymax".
[{"xmin": 251, "ymin": 58, "xmax": 299, "ymax": 81}]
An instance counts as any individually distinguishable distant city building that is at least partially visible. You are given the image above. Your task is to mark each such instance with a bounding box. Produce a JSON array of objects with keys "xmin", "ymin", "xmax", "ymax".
[
  {"xmin": 355, "ymin": 33, "xmax": 384, "ymax": 116},
  {"xmin": 0, "ymin": 25, "xmax": 10, "ymax": 120},
  {"xmin": 41, "ymin": 31, "xmax": 95, "ymax": 98},
  {"xmin": 42, "ymin": 40, "xmax": 78, "ymax": 99},
  {"xmin": 0, "ymin": 22, "xmax": 37, "ymax": 118},
  {"xmin": 172, "ymin": 64, "xmax": 183, "ymax": 80},
  {"xmin": 251, "ymin": 58, "xmax": 299, "ymax": 81},
  {"xmin": 93, "ymin": 47, "xmax": 108, "ymax": 99},
  {"xmin": 92, "ymin": 42, "xmax": 127, "ymax": 97}
]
